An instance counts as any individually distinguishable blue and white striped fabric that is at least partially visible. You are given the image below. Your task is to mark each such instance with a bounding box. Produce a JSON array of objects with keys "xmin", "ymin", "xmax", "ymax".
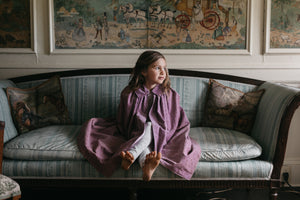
[
  {"xmin": 2, "ymin": 159, "xmax": 272, "ymax": 180},
  {"xmin": 3, "ymin": 126, "xmax": 261, "ymax": 162},
  {"xmin": 0, "ymin": 80, "xmax": 19, "ymax": 143},
  {"xmin": 251, "ymin": 82, "xmax": 300, "ymax": 161},
  {"xmin": 192, "ymin": 127, "xmax": 262, "ymax": 161},
  {"xmin": 16, "ymin": 75, "xmax": 257, "ymax": 127},
  {"xmin": 3, "ymin": 125, "xmax": 84, "ymax": 161}
]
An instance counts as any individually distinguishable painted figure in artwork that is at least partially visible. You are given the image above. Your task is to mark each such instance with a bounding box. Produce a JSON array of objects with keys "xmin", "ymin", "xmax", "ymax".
[
  {"xmin": 72, "ymin": 18, "xmax": 86, "ymax": 42},
  {"xmin": 192, "ymin": 0, "xmax": 204, "ymax": 26},
  {"xmin": 94, "ymin": 16, "xmax": 103, "ymax": 40}
]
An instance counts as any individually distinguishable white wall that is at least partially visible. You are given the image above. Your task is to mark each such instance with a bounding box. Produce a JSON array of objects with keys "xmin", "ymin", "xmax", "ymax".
[{"xmin": 0, "ymin": 0, "xmax": 299, "ymax": 185}]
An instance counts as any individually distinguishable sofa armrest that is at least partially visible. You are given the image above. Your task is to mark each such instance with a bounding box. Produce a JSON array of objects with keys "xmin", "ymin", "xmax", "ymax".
[
  {"xmin": 0, "ymin": 121, "xmax": 4, "ymax": 174},
  {"xmin": 250, "ymin": 82, "xmax": 300, "ymax": 179},
  {"xmin": 251, "ymin": 82, "xmax": 300, "ymax": 161},
  {"xmin": 271, "ymin": 94, "xmax": 300, "ymax": 179}
]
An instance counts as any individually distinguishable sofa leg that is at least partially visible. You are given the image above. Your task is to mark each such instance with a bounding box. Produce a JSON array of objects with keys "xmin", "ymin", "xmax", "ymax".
[
  {"xmin": 246, "ymin": 188, "xmax": 251, "ymax": 200},
  {"xmin": 270, "ymin": 189, "xmax": 278, "ymax": 200},
  {"xmin": 12, "ymin": 195, "xmax": 21, "ymax": 200}
]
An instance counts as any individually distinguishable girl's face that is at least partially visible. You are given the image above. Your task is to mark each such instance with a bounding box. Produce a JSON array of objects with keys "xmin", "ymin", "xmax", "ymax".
[{"xmin": 142, "ymin": 58, "xmax": 167, "ymax": 90}]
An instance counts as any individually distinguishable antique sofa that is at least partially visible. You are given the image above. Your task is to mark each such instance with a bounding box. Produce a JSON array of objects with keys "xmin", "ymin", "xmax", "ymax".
[{"xmin": 0, "ymin": 68, "xmax": 300, "ymax": 200}]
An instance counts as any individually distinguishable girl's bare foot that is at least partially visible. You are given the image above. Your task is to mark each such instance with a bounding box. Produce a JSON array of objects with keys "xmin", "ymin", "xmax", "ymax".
[
  {"xmin": 142, "ymin": 151, "xmax": 161, "ymax": 181},
  {"xmin": 120, "ymin": 151, "xmax": 134, "ymax": 170}
]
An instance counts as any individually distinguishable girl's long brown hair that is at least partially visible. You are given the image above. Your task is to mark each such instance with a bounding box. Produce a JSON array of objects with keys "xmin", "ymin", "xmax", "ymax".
[{"xmin": 127, "ymin": 50, "xmax": 170, "ymax": 93}]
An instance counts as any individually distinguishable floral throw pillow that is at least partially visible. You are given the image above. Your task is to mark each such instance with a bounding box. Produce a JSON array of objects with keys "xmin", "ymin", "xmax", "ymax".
[
  {"xmin": 203, "ymin": 79, "xmax": 265, "ymax": 134},
  {"xmin": 6, "ymin": 76, "xmax": 71, "ymax": 134}
]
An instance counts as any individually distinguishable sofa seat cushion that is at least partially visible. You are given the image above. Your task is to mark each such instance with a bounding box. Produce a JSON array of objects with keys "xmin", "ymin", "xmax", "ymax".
[
  {"xmin": 190, "ymin": 127, "xmax": 262, "ymax": 161},
  {"xmin": 3, "ymin": 125, "xmax": 84, "ymax": 161},
  {"xmin": 3, "ymin": 126, "xmax": 261, "ymax": 162}
]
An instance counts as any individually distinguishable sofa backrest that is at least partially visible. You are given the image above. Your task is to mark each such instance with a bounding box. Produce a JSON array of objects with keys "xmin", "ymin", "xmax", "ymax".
[{"xmin": 15, "ymin": 75, "xmax": 257, "ymax": 127}]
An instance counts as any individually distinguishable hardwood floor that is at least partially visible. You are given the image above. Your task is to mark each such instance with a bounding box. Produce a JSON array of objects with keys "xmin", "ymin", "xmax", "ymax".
[{"xmin": 20, "ymin": 187, "xmax": 300, "ymax": 200}]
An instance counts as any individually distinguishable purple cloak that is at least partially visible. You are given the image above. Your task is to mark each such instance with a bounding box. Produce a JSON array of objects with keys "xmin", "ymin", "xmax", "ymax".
[{"xmin": 77, "ymin": 84, "xmax": 201, "ymax": 180}]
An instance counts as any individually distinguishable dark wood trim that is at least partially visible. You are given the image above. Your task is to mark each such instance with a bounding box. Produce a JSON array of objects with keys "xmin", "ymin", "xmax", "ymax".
[
  {"xmin": 0, "ymin": 121, "xmax": 4, "ymax": 174},
  {"xmin": 15, "ymin": 178, "xmax": 281, "ymax": 200},
  {"xmin": 9, "ymin": 68, "xmax": 133, "ymax": 83},
  {"xmin": 16, "ymin": 178, "xmax": 274, "ymax": 190},
  {"xmin": 9, "ymin": 68, "xmax": 265, "ymax": 86}
]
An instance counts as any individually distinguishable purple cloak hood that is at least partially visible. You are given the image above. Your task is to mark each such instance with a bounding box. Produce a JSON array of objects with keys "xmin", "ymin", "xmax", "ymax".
[{"xmin": 77, "ymin": 84, "xmax": 201, "ymax": 180}]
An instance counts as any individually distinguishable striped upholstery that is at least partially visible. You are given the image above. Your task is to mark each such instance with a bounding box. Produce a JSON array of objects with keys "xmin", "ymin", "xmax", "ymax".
[
  {"xmin": 2, "ymin": 124, "xmax": 269, "ymax": 179},
  {"xmin": 193, "ymin": 127, "xmax": 262, "ymax": 161},
  {"xmin": 3, "ymin": 125, "xmax": 84, "ymax": 161},
  {"xmin": 16, "ymin": 75, "xmax": 257, "ymax": 127},
  {"xmin": 2, "ymin": 74, "xmax": 297, "ymax": 181},
  {"xmin": 0, "ymin": 80, "xmax": 19, "ymax": 143},
  {"xmin": 251, "ymin": 82, "xmax": 300, "ymax": 161},
  {"xmin": 3, "ymin": 126, "xmax": 261, "ymax": 162},
  {"xmin": 2, "ymin": 159, "xmax": 272, "ymax": 180}
]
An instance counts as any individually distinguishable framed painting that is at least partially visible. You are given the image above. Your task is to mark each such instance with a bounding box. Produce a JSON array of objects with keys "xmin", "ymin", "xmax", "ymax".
[
  {"xmin": 0, "ymin": 0, "xmax": 36, "ymax": 54},
  {"xmin": 265, "ymin": 0, "xmax": 300, "ymax": 54},
  {"xmin": 49, "ymin": 0, "xmax": 252, "ymax": 54}
]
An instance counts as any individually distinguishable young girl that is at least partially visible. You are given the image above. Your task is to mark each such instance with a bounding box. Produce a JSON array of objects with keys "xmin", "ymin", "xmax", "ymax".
[{"xmin": 78, "ymin": 50, "xmax": 201, "ymax": 181}]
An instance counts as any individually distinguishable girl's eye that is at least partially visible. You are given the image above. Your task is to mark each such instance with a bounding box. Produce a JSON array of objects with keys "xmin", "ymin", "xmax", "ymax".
[{"xmin": 153, "ymin": 66, "xmax": 166, "ymax": 71}]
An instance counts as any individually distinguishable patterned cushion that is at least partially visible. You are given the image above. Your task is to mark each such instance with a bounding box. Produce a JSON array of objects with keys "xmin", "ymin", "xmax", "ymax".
[
  {"xmin": 3, "ymin": 125, "xmax": 84, "ymax": 161},
  {"xmin": 203, "ymin": 79, "xmax": 264, "ymax": 134},
  {"xmin": 6, "ymin": 76, "xmax": 71, "ymax": 134},
  {"xmin": 0, "ymin": 174, "xmax": 21, "ymax": 199},
  {"xmin": 0, "ymin": 80, "xmax": 19, "ymax": 143},
  {"xmin": 190, "ymin": 127, "xmax": 262, "ymax": 161}
]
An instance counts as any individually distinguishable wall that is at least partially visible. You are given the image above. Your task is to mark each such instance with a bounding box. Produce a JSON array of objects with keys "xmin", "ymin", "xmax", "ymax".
[{"xmin": 0, "ymin": 0, "xmax": 299, "ymax": 185}]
